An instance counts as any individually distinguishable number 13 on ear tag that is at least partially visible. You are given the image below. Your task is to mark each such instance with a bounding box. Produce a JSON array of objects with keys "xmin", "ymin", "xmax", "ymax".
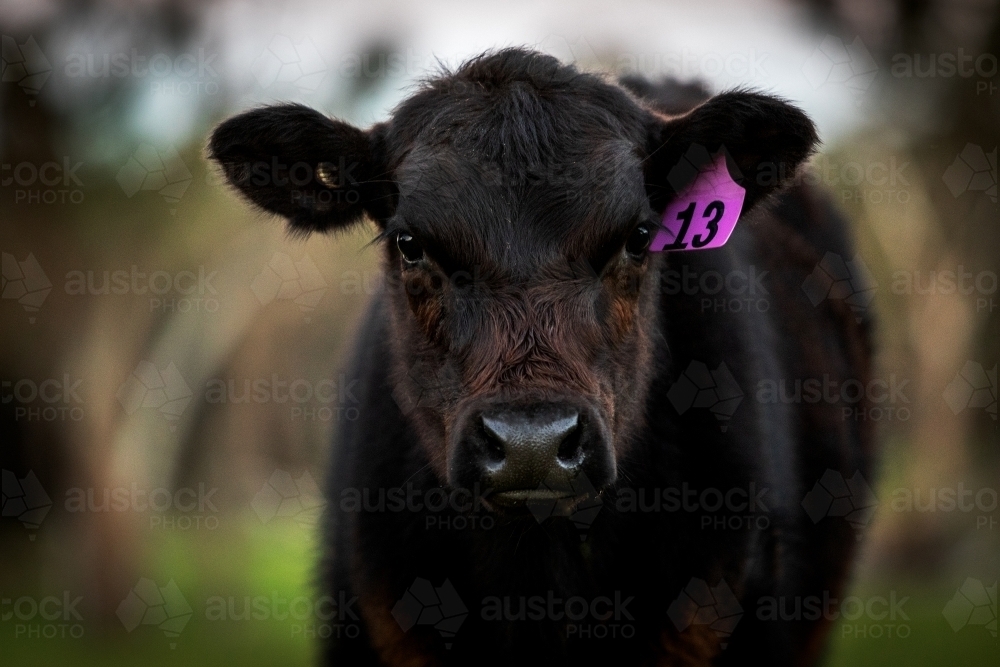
[{"xmin": 650, "ymin": 155, "xmax": 746, "ymax": 252}]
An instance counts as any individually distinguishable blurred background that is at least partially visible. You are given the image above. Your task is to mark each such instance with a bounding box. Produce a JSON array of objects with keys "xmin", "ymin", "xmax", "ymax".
[{"xmin": 1, "ymin": 0, "xmax": 997, "ymax": 664}]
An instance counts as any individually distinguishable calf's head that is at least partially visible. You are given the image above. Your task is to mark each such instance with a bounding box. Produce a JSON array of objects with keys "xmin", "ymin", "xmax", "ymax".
[{"xmin": 209, "ymin": 49, "xmax": 816, "ymax": 506}]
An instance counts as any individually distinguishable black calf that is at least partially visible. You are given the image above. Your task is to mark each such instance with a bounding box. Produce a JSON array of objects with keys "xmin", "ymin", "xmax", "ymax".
[{"xmin": 209, "ymin": 48, "xmax": 875, "ymax": 666}]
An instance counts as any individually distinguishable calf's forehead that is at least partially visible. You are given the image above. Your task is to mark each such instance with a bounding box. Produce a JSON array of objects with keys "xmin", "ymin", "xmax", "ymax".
[{"xmin": 392, "ymin": 137, "xmax": 651, "ymax": 274}]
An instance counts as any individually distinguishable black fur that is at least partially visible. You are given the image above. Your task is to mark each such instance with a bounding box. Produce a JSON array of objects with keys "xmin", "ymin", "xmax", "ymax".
[{"xmin": 209, "ymin": 48, "xmax": 874, "ymax": 666}]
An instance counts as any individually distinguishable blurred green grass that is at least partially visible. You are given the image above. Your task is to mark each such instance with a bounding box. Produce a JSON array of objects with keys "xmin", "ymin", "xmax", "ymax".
[
  {"xmin": 823, "ymin": 584, "xmax": 997, "ymax": 667},
  {"xmin": 2, "ymin": 519, "xmax": 320, "ymax": 666}
]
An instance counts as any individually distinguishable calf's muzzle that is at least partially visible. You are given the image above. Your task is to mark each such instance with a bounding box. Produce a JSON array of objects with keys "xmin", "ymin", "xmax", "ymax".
[{"xmin": 449, "ymin": 401, "xmax": 615, "ymax": 508}]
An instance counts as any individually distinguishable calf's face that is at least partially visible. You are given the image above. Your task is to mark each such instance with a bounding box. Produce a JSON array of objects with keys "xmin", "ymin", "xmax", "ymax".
[
  {"xmin": 209, "ymin": 51, "xmax": 816, "ymax": 507},
  {"xmin": 385, "ymin": 135, "xmax": 657, "ymax": 505}
]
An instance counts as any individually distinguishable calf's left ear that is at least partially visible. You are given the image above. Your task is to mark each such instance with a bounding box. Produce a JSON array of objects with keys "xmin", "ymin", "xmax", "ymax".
[
  {"xmin": 208, "ymin": 104, "xmax": 394, "ymax": 233},
  {"xmin": 643, "ymin": 90, "xmax": 818, "ymax": 214}
]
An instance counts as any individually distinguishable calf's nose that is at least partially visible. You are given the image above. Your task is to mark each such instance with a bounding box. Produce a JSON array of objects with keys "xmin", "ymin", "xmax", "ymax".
[
  {"xmin": 482, "ymin": 409, "xmax": 581, "ymax": 477},
  {"xmin": 451, "ymin": 403, "xmax": 614, "ymax": 502}
]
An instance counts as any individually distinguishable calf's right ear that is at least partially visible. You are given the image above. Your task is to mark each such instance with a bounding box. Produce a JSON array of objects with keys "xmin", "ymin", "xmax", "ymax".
[
  {"xmin": 643, "ymin": 91, "xmax": 818, "ymax": 215},
  {"xmin": 208, "ymin": 104, "xmax": 394, "ymax": 233}
]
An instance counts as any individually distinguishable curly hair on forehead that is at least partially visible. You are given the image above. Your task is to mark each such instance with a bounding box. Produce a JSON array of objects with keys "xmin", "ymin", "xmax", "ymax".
[{"xmin": 384, "ymin": 48, "xmax": 651, "ymax": 171}]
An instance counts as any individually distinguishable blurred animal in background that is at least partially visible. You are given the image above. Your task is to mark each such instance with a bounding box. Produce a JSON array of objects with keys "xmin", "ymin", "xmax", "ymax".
[{"xmin": 210, "ymin": 48, "xmax": 875, "ymax": 665}]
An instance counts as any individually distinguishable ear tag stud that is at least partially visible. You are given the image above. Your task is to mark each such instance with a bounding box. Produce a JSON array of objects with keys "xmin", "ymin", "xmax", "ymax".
[{"xmin": 651, "ymin": 154, "xmax": 746, "ymax": 252}]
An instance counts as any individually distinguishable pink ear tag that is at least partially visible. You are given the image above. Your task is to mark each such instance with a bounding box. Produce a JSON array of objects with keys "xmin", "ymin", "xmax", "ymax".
[{"xmin": 650, "ymin": 155, "xmax": 746, "ymax": 252}]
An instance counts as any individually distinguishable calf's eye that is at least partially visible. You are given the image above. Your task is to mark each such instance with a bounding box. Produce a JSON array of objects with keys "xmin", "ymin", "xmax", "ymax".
[
  {"xmin": 397, "ymin": 233, "xmax": 424, "ymax": 263},
  {"xmin": 625, "ymin": 224, "xmax": 652, "ymax": 257}
]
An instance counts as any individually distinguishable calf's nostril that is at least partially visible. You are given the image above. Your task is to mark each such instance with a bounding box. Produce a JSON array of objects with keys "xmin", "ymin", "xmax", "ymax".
[
  {"xmin": 556, "ymin": 424, "xmax": 584, "ymax": 467},
  {"xmin": 480, "ymin": 422, "xmax": 506, "ymax": 464}
]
